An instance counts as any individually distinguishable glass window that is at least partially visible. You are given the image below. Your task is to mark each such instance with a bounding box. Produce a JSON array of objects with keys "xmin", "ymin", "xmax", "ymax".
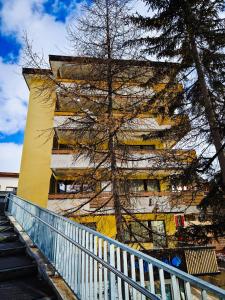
[
  {"xmin": 145, "ymin": 179, "xmax": 160, "ymax": 192},
  {"xmin": 124, "ymin": 221, "xmax": 153, "ymax": 242},
  {"xmin": 185, "ymin": 214, "xmax": 196, "ymax": 222},
  {"xmin": 6, "ymin": 187, "xmax": 17, "ymax": 192},
  {"xmin": 151, "ymin": 221, "xmax": 167, "ymax": 248},
  {"xmin": 124, "ymin": 220, "xmax": 167, "ymax": 247},
  {"xmin": 66, "ymin": 184, "xmax": 82, "ymax": 193},
  {"xmin": 58, "ymin": 182, "xmax": 66, "ymax": 193},
  {"xmin": 57, "ymin": 181, "xmax": 95, "ymax": 193},
  {"xmin": 128, "ymin": 179, "xmax": 160, "ymax": 193},
  {"xmin": 130, "ymin": 180, "xmax": 145, "ymax": 192}
]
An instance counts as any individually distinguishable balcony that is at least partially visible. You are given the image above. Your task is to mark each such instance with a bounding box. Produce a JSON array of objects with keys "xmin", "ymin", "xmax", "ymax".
[
  {"xmin": 53, "ymin": 115, "xmax": 187, "ymax": 145},
  {"xmin": 54, "ymin": 115, "xmax": 172, "ymax": 130},
  {"xmin": 48, "ymin": 190, "xmax": 205, "ymax": 214},
  {"xmin": 55, "ymin": 91, "xmax": 171, "ymax": 114},
  {"xmin": 50, "ymin": 149, "xmax": 195, "ymax": 180}
]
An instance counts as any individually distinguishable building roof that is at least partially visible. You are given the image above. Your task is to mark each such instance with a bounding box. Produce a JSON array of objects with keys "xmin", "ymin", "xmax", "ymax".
[
  {"xmin": 22, "ymin": 68, "xmax": 52, "ymax": 75},
  {"xmin": 22, "ymin": 68, "xmax": 52, "ymax": 89},
  {"xmin": 22, "ymin": 55, "xmax": 179, "ymax": 87},
  {"xmin": 48, "ymin": 55, "xmax": 178, "ymax": 68},
  {"xmin": 0, "ymin": 172, "xmax": 19, "ymax": 178}
]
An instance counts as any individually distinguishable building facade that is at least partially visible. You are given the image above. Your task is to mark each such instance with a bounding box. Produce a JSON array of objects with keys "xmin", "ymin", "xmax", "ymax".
[
  {"xmin": 18, "ymin": 56, "xmax": 205, "ymax": 250},
  {"xmin": 0, "ymin": 172, "xmax": 19, "ymax": 193},
  {"xmin": 0, "ymin": 172, "xmax": 19, "ymax": 202}
]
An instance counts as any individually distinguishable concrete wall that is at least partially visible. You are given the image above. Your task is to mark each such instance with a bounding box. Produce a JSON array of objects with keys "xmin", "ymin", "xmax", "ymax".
[{"xmin": 17, "ymin": 77, "xmax": 55, "ymax": 207}]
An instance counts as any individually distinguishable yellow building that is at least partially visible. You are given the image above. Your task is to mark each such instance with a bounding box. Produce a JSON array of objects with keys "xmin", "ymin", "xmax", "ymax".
[{"xmin": 18, "ymin": 56, "xmax": 203, "ymax": 250}]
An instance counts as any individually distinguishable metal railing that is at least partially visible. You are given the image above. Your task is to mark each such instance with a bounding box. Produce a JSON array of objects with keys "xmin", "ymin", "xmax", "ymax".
[{"xmin": 6, "ymin": 194, "xmax": 225, "ymax": 300}]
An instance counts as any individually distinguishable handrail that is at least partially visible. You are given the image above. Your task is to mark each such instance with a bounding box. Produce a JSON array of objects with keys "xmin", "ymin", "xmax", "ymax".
[
  {"xmin": 6, "ymin": 194, "xmax": 225, "ymax": 300},
  {"xmin": 7, "ymin": 195, "xmax": 158, "ymax": 299}
]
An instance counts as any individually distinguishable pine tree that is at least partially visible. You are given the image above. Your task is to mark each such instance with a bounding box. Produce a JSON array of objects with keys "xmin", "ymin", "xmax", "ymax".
[{"xmin": 131, "ymin": 0, "xmax": 225, "ymax": 190}]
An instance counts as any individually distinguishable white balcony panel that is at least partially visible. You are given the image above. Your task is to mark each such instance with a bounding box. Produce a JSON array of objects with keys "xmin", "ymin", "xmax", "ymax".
[
  {"xmin": 54, "ymin": 116, "xmax": 171, "ymax": 131},
  {"xmin": 51, "ymin": 154, "xmax": 159, "ymax": 169},
  {"xmin": 59, "ymin": 82, "xmax": 154, "ymax": 96},
  {"xmin": 51, "ymin": 153, "xmax": 184, "ymax": 170},
  {"xmin": 47, "ymin": 198, "xmax": 90, "ymax": 214},
  {"xmin": 130, "ymin": 195, "xmax": 171, "ymax": 212},
  {"xmin": 51, "ymin": 154, "xmax": 94, "ymax": 169}
]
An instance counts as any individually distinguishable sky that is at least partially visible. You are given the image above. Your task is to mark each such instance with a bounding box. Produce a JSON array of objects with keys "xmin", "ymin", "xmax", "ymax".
[
  {"xmin": 0, "ymin": 0, "xmax": 148, "ymax": 173},
  {"xmin": 0, "ymin": 0, "xmax": 80, "ymax": 172}
]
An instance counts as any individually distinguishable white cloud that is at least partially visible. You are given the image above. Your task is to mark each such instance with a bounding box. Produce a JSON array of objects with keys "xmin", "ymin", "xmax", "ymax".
[
  {"xmin": 0, "ymin": 0, "xmax": 86, "ymax": 137},
  {"xmin": 0, "ymin": 58, "xmax": 28, "ymax": 134},
  {"xmin": 0, "ymin": 0, "xmax": 69, "ymax": 61},
  {"xmin": 130, "ymin": 0, "xmax": 151, "ymax": 16},
  {"xmin": 0, "ymin": 0, "xmax": 74, "ymax": 172},
  {"xmin": 0, "ymin": 143, "xmax": 22, "ymax": 172}
]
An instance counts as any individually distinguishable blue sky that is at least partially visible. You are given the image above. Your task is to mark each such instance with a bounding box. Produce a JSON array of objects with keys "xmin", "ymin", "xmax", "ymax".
[{"xmin": 0, "ymin": 0, "xmax": 81, "ymax": 171}]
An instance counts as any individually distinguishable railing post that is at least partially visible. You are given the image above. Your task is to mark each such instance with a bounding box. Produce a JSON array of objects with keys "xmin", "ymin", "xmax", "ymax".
[
  {"xmin": 184, "ymin": 281, "xmax": 193, "ymax": 300},
  {"xmin": 81, "ymin": 229, "xmax": 86, "ymax": 299},
  {"xmin": 159, "ymin": 268, "xmax": 166, "ymax": 300},
  {"xmin": 148, "ymin": 263, "xmax": 155, "ymax": 294},
  {"xmin": 94, "ymin": 236, "xmax": 98, "ymax": 299},
  {"xmin": 122, "ymin": 250, "xmax": 129, "ymax": 300},
  {"xmin": 171, "ymin": 274, "xmax": 181, "ymax": 300},
  {"xmin": 103, "ymin": 240, "xmax": 108, "ymax": 300},
  {"xmin": 99, "ymin": 238, "xmax": 103, "ymax": 300},
  {"xmin": 89, "ymin": 233, "xmax": 94, "ymax": 300},
  {"xmin": 109, "ymin": 244, "xmax": 116, "ymax": 300}
]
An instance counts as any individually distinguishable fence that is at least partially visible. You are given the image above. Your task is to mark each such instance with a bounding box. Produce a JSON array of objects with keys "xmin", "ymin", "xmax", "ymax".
[{"xmin": 6, "ymin": 194, "xmax": 225, "ymax": 300}]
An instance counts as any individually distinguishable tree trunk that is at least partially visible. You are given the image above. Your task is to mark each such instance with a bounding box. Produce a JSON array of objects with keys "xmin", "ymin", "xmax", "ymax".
[
  {"xmin": 105, "ymin": 0, "xmax": 124, "ymax": 242},
  {"xmin": 190, "ymin": 37, "xmax": 225, "ymax": 190},
  {"xmin": 183, "ymin": 0, "xmax": 225, "ymax": 190}
]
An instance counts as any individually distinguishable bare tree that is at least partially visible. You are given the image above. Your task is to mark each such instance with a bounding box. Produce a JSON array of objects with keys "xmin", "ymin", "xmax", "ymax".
[{"xmin": 22, "ymin": 0, "xmax": 203, "ymax": 248}]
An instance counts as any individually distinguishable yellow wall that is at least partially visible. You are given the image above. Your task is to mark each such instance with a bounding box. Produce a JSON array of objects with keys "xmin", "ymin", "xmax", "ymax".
[
  {"xmin": 72, "ymin": 213, "xmax": 176, "ymax": 250},
  {"xmin": 17, "ymin": 77, "xmax": 55, "ymax": 207}
]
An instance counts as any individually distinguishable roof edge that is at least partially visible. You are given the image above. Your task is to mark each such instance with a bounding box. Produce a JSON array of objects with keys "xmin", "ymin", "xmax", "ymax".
[
  {"xmin": 22, "ymin": 68, "xmax": 52, "ymax": 75},
  {"xmin": 49, "ymin": 55, "xmax": 178, "ymax": 67},
  {"xmin": 0, "ymin": 172, "xmax": 19, "ymax": 178}
]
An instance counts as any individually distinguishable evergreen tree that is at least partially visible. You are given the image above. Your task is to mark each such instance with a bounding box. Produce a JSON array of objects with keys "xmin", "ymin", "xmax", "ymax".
[{"xmin": 131, "ymin": 0, "xmax": 225, "ymax": 190}]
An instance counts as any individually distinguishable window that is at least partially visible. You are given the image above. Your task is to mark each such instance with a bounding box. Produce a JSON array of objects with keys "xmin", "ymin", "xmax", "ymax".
[
  {"xmin": 58, "ymin": 182, "xmax": 66, "ymax": 193},
  {"xmin": 124, "ymin": 220, "xmax": 167, "ymax": 247},
  {"xmin": 185, "ymin": 214, "xmax": 196, "ymax": 222},
  {"xmin": 6, "ymin": 187, "xmax": 17, "ymax": 192},
  {"xmin": 151, "ymin": 221, "xmax": 167, "ymax": 248},
  {"xmin": 129, "ymin": 179, "xmax": 160, "ymax": 193},
  {"xmin": 52, "ymin": 135, "xmax": 72, "ymax": 150},
  {"xmin": 124, "ymin": 221, "xmax": 152, "ymax": 242},
  {"xmin": 57, "ymin": 181, "xmax": 95, "ymax": 193}
]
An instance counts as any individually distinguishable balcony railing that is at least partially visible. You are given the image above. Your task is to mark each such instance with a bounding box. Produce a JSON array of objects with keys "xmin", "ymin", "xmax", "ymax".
[
  {"xmin": 47, "ymin": 191, "xmax": 205, "ymax": 215},
  {"xmin": 6, "ymin": 194, "xmax": 225, "ymax": 300}
]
